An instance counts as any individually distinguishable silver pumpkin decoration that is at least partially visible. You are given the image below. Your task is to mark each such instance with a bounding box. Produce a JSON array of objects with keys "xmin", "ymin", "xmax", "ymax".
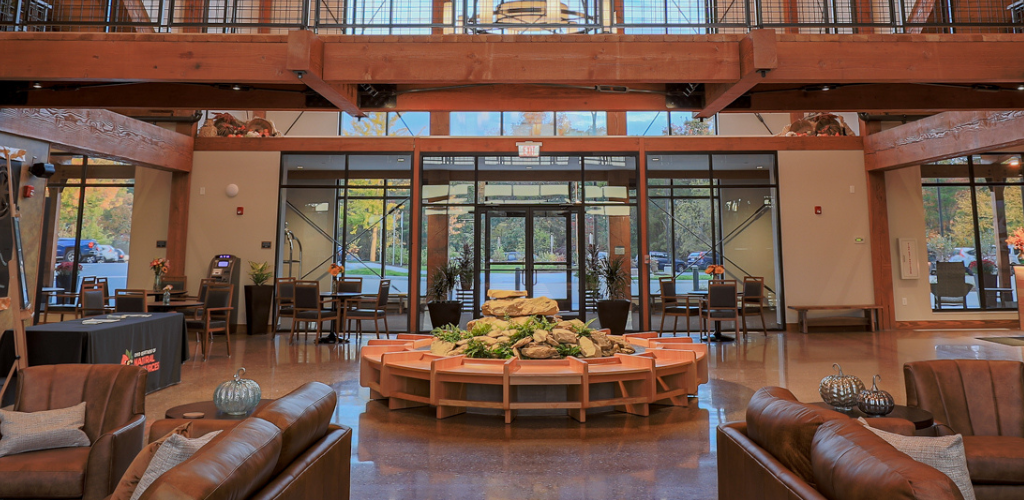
[
  {"xmin": 858, "ymin": 374, "xmax": 895, "ymax": 416},
  {"xmin": 819, "ymin": 363, "xmax": 865, "ymax": 410},
  {"xmin": 213, "ymin": 367, "xmax": 262, "ymax": 415}
]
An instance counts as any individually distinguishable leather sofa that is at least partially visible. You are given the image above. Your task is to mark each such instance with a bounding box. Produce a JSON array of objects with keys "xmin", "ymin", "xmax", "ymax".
[
  {"xmin": 138, "ymin": 381, "xmax": 351, "ymax": 500},
  {"xmin": 905, "ymin": 359, "xmax": 1024, "ymax": 500},
  {"xmin": 718, "ymin": 386, "xmax": 964, "ymax": 500},
  {"xmin": 0, "ymin": 364, "xmax": 148, "ymax": 500}
]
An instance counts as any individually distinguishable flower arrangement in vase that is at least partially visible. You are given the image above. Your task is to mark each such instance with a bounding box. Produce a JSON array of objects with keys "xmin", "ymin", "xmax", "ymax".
[
  {"xmin": 329, "ymin": 263, "xmax": 344, "ymax": 292},
  {"xmin": 150, "ymin": 257, "xmax": 169, "ymax": 291},
  {"xmin": 705, "ymin": 264, "xmax": 725, "ymax": 279}
]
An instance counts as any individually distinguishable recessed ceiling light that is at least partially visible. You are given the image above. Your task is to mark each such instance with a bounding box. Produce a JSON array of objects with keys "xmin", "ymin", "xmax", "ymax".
[
  {"xmin": 821, "ymin": 85, "xmax": 831, "ymax": 91},
  {"xmin": 296, "ymin": 166, "xmax": 303, "ymax": 169},
  {"xmin": 651, "ymin": 157, "xmax": 660, "ymax": 162},
  {"xmin": 231, "ymin": 84, "xmax": 242, "ymax": 91},
  {"xmin": 397, "ymin": 158, "xmax": 405, "ymax": 162},
  {"xmin": 1018, "ymin": 84, "xmax": 1024, "ymax": 91},
  {"xmin": 1010, "ymin": 158, "xmax": 1021, "ymax": 167},
  {"xmin": 31, "ymin": 82, "xmax": 42, "ymax": 89},
  {"xmin": 756, "ymin": 165, "xmax": 764, "ymax": 169}
]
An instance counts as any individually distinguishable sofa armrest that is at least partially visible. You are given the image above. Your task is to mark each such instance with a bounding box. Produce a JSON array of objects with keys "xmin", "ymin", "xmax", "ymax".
[
  {"xmin": 248, "ymin": 425, "xmax": 353, "ymax": 500},
  {"xmin": 148, "ymin": 418, "xmax": 242, "ymax": 443},
  {"xmin": 84, "ymin": 414, "xmax": 146, "ymax": 500},
  {"xmin": 864, "ymin": 417, "xmax": 917, "ymax": 436},
  {"xmin": 717, "ymin": 422, "xmax": 827, "ymax": 500}
]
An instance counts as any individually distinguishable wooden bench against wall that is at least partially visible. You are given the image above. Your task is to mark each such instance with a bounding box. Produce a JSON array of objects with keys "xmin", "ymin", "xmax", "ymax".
[{"xmin": 786, "ymin": 305, "xmax": 883, "ymax": 333}]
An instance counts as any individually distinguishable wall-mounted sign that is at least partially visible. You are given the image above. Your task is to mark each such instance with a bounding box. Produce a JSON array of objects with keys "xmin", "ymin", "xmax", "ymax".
[{"xmin": 516, "ymin": 141, "xmax": 541, "ymax": 158}]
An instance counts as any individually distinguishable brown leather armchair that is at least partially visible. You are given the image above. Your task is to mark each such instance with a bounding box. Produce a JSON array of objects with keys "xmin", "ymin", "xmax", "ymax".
[
  {"xmin": 905, "ymin": 359, "xmax": 1024, "ymax": 499},
  {"xmin": 0, "ymin": 364, "xmax": 147, "ymax": 500}
]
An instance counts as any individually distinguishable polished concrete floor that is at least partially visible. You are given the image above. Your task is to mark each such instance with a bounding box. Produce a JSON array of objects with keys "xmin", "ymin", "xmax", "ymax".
[{"xmin": 144, "ymin": 327, "xmax": 1024, "ymax": 499}]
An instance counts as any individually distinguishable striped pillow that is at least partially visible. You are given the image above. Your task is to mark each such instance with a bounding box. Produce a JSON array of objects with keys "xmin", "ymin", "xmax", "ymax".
[{"xmin": 0, "ymin": 402, "xmax": 91, "ymax": 458}]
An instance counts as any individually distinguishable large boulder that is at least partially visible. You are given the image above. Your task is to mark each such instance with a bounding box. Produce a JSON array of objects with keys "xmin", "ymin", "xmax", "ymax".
[
  {"xmin": 481, "ymin": 297, "xmax": 559, "ymax": 317},
  {"xmin": 521, "ymin": 344, "xmax": 559, "ymax": 359},
  {"xmin": 487, "ymin": 289, "xmax": 529, "ymax": 299}
]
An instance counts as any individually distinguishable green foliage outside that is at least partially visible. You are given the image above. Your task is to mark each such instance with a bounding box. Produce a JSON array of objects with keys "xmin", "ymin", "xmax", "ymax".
[{"xmin": 58, "ymin": 185, "xmax": 134, "ymax": 250}]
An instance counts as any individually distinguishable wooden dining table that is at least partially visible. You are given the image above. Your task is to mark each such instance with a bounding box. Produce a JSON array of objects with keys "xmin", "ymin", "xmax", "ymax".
[
  {"xmin": 147, "ymin": 300, "xmax": 203, "ymax": 312},
  {"xmin": 685, "ymin": 289, "xmax": 743, "ymax": 342},
  {"xmin": 316, "ymin": 292, "xmax": 365, "ymax": 344}
]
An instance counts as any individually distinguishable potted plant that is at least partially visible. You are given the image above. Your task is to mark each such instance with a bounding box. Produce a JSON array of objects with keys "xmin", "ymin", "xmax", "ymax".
[
  {"xmin": 243, "ymin": 261, "xmax": 274, "ymax": 335},
  {"xmin": 596, "ymin": 255, "xmax": 631, "ymax": 335},
  {"xmin": 583, "ymin": 245, "xmax": 601, "ymax": 309},
  {"xmin": 456, "ymin": 243, "xmax": 475, "ymax": 291},
  {"xmin": 427, "ymin": 262, "xmax": 462, "ymax": 329}
]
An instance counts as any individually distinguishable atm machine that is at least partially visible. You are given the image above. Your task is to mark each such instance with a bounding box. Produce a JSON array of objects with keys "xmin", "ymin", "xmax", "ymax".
[{"xmin": 207, "ymin": 254, "xmax": 240, "ymax": 327}]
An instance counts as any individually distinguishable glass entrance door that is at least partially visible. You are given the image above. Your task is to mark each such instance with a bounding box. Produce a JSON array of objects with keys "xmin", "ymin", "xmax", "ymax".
[{"xmin": 480, "ymin": 207, "xmax": 581, "ymax": 314}]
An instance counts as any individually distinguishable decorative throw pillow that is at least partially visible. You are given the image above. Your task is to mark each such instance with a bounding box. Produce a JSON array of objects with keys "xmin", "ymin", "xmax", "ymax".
[
  {"xmin": 110, "ymin": 423, "xmax": 194, "ymax": 500},
  {"xmin": 129, "ymin": 430, "xmax": 222, "ymax": 500},
  {"xmin": 0, "ymin": 401, "xmax": 91, "ymax": 458},
  {"xmin": 858, "ymin": 418, "xmax": 976, "ymax": 500}
]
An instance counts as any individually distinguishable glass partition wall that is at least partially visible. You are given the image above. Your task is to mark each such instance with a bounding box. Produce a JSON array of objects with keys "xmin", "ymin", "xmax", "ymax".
[
  {"xmin": 279, "ymin": 154, "xmax": 412, "ymax": 332},
  {"xmin": 647, "ymin": 153, "xmax": 783, "ymax": 331},
  {"xmin": 420, "ymin": 155, "xmax": 639, "ymax": 332}
]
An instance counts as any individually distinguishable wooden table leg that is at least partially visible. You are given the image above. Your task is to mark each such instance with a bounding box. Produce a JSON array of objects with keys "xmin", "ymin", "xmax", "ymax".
[{"xmin": 800, "ymin": 310, "xmax": 808, "ymax": 333}]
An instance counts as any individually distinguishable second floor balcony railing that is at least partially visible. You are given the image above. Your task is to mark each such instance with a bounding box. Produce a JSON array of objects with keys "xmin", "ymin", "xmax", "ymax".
[{"xmin": 1, "ymin": 0, "xmax": 1021, "ymax": 34}]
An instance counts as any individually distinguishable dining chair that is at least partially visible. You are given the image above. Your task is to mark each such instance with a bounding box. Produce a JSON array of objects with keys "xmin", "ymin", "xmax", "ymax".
[
  {"xmin": 78, "ymin": 284, "xmax": 109, "ymax": 318},
  {"xmin": 161, "ymin": 275, "xmax": 188, "ymax": 292},
  {"xmin": 659, "ymin": 277, "xmax": 701, "ymax": 338},
  {"xmin": 186, "ymin": 284, "xmax": 234, "ymax": 359},
  {"xmin": 336, "ymin": 277, "xmax": 362, "ymax": 294},
  {"xmin": 740, "ymin": 276, "xmax": 768, "ymax": 337},
  {"xmin": 345, "ymin": 279, "xmax": 391, "ymax": 339},
  {"xmin": 274, "ymin": 277, "xmax": 297, "ymax": 333},
  {"xmin": 44, "ymin": 279, "xmax": 81, "ymax": 323},
  {"xmin": 931, "ymin": 262, "xmax": 973, "ymax": 309},
  {"xmin": 700, "ymin": 280, "xmax": 740, "ymax": 341},
  {"xmin": 183, "ymin": 278, "xmax": 217, "ymax": 320},
  {"xmin": 290, "ymin": 281, "xmax": 340, "ymax": 343},
  {"xmin": 113, "ymin": 289, "xmax": 148, "ymax": 313}
]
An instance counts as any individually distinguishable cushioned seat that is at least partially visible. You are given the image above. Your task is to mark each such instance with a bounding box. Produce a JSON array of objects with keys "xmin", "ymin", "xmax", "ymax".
[
  {"xmin": 0, "ymin": 446, "xmax": 90, "ymax": 498},
  {"xmin": 664, "ymin": 306, "xmax": 699, "ymax": 314},
  {"xmin": 294, "ymin": 310, "xmax": 334, "ymax": 319},
  {"xmin": 185, "ymin": 319, "xmax": 227, "ymax": 330},
  {"xmin": 962, "ymin": 436, "xmax": 1024, "ymax": 484}
]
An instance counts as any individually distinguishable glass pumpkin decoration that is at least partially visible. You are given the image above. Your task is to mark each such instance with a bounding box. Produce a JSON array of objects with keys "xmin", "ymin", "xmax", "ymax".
[
  {"xmin": 858, "ymin": 374, "xmax": 895, "ymax": 416},
  {"xmin": 819, "ymin": 363, "xmax": 865, "ymax": 410},
  {"xmin": 213, "ymin": 367, "xmax": 262, "ymax": 415}
]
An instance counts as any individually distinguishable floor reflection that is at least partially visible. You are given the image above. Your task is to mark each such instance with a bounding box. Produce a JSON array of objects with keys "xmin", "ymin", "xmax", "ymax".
[{"xmin": 142, "ymin": 327, "xmax": 1024, "ymax": 499}]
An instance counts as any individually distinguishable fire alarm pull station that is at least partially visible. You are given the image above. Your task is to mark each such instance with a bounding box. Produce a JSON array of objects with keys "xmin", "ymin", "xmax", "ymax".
[
  {"xmin": 814, "ymin": 206, "xmax": 822, "ymax": 215},
  {"xmin": 236, "ymin": 207, "xmax": 244, "ymax": 215}
]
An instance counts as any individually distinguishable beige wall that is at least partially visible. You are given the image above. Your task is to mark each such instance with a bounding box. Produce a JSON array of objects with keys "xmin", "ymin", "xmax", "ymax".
[
  {"xmin": 778, "ymin": 150, "xmax": 874, "ymax": 322},
  {"xmin": 128, "ymin": 167, "xmax": 171, "ymax": 289},
  {"xmin": 186, "ymin": 151, "xmax": 281, "ymax": 325},
  {"xmin": 885, "ymin": 166, "xmax": 1017, "ymax": 321},
  {"xmin": 266, "ymin": 112, "xmax": 340, "ymax": 137}
]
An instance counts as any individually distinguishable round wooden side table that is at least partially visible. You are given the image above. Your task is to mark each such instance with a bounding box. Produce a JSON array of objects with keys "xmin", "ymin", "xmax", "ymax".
[
  {"xmin": 811, "ymin": 402, "xmax": 934, "ymax": 430},
  {"xmin": 164, "ymin": 399, "xmax": 274, "ymax": 420}
]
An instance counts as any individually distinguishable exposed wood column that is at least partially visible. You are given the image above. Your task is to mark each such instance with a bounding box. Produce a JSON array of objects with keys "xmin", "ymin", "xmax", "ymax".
[
  {"xmin": 167, "ymin": 172, "xmax": 191, "ymax": 275},
  {"xmin": 286, "ymin": 30, "xmax": 363, "ymax": 116},
  {"xmin": 430, "ymin": 112, "xmax": 450, "ymax": 136},
  {"xmin": 865, "ymin": 111, "xmax": 1024, "ymax": 171},
  {"xmin": 867, "ymin": 170, "xmax": 894, "ymax": 330},
  {"xmin": 784, "ymin": 0, "xmax": 799, "ymax": 33},
  {"xmin": 696, "ymin": 29, "xmax": 777, "ymax": 119},
  {"xmin": 636, "ymin": 144, "xmax": 649, "ymax": 331},
  {"xmin": 607, "ymin": 112, "xmax": 627, "ymax": 135},
  {"xmin": 409, "ymin": 149, "xmax": 423, "ymax": 332}
]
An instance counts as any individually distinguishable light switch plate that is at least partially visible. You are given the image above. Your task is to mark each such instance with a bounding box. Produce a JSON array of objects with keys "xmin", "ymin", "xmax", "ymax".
[{"xmin": 261, "ymin": 241, "xmax": 272, "ymax": 249}]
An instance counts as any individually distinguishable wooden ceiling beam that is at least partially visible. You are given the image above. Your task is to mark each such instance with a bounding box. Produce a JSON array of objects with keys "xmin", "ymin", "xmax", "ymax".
[
  {"xmin": 194, "ymin": 135, "xmax": 862, "ymax": 152},
  {"xmin": 864, "ymin": 111, "xmax": 1024, "ymax": 171},
  {"xmin": 2, "ymin": 83, "xmax": 327, "ymax": 110},
  {"xmin": 736, "ymin": 84, "xmax": 1024, "ymax": 113},
  {"xmin": 0, "ymin": 108, "xmax": 193, "ymax": 172},
  {"xmin": 322, "ymin": 35, "xmax": 743, "ymax": 84},
  {"xmin": 697, "ymin": 29, "xmax": 777, "ymax": 119},
  {"xmin": 286, "ymin": 30, "xmax": 363, "ymax": 116},
  {"xmin": 392, "ymin": 84, "xmax": 668, "ymax": 111}
]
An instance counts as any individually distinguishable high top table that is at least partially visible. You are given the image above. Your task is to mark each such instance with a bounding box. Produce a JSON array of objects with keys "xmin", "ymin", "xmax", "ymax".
[{"xmin": 26, "ymin": 313, "xmax": 189, "ymax": 393}]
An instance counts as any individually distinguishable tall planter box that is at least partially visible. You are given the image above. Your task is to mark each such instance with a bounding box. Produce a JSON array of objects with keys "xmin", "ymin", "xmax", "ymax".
[{"xmin": 244, "ymin": 285, "xmax": 274, "ymax": 335}]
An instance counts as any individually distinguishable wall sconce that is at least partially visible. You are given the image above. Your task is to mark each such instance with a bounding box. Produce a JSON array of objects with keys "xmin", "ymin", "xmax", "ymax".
[{"xmin": 225, "ymin": 184, "xmax": 239, "ymax": 198}]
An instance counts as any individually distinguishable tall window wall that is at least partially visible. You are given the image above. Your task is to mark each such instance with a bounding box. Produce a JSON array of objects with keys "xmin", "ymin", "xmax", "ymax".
[
  {"xmin": 340, "ymin": 112, "xmax": 429, "ymax": 136},
  {"xmin": 279, "ymin": 154, "xmax": 412, "ymax": 320},
  {"xmin": 420, "ymin": 155, "xmax": 638, "ymax": 332},
  {"xmin": 647, "ymin": 153, "xmax": 782, "ymax": 329},
  {"xmin": 627, "ymin": 112, "xmax": 716, "ymax": 136},
  {"xmin": 43, "ymin": 155, "xmax": 134, "ymax": 320},
  {"xmin": 923, "ymin": 153, "xmax": 1024, "ymax": 311},
  {"xmin": 450, "ymin": 112, "xmax": 609, "ymax": 136}
]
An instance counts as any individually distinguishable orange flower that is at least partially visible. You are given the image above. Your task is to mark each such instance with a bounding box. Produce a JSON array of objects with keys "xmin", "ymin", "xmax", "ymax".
[
  {"xmin": 1008, "ymin": 228, "xmax": 1024, "ymax": 253},
  {"xmin": 329, "ymin": 263, "xmax": 344, "ymax": 276},
  {"xmin": 705, "ymin": 264, "xmax": 725, "ymax": 275}
]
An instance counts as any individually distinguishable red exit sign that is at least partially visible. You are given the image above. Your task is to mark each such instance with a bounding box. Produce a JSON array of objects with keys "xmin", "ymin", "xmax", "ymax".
[{"xmin": 516, "ymin": 141, "xmax": 541, "ymax": 158}]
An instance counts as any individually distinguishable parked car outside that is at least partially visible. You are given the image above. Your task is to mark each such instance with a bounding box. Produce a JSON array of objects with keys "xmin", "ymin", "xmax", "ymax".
[
  {"xmin": 95, "ymin": 244, "xmax": 119, "ymax": 262},
  {"xmin": 115, "ymin": 248, "xmax": 129, "ymax": 262},
  {"xmin": 686, "ymin": 251, "xmax": 712, "ymax": 270},
  {"xmin": 947, "ymin": 247, "xmax": 977, "ymax": 274},
  {"xmin": 56, "ymin": 237, "xmax": 100, "ymax": 263},
  {"xmin": 649, "ymin": 252, "xmax": 687, "ymax": 272}
]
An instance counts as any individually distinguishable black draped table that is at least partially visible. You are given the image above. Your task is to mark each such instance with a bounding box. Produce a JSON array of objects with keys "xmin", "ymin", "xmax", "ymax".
[{"xmin": 27, "ymin": 313, "xmax": 189, "ymax": 393}]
